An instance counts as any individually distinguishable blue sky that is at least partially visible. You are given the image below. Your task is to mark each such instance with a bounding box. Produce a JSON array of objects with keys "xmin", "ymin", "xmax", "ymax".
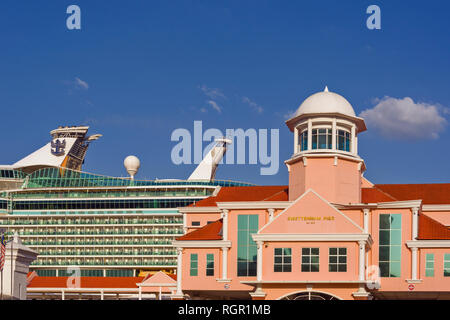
[{"xmin": 0, "ymin": 0, "xmax": 449, "ymax": 185}]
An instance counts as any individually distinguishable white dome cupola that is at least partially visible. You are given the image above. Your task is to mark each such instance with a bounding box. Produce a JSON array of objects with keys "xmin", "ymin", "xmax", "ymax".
[
  {"xmin": 285, "ymin": 86, "xmax": 367, "ymax": 204},
  {"xmin": 286, "ymin": 86, "xmax": 366, "ymax": 158},
  {"xmin": 294, "ymin": 86, "xmax": 356, "ymax": 118}
]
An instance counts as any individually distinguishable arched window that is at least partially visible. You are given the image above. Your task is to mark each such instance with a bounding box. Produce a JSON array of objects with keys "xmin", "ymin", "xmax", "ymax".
[
  {"xmin": 337, "ymin": 130, "xmax": 351, "ymax": 152},
  {"xmin": 312, "ymin": 128, "xmax": 332, "ymax": 150},
  {"xmin": 280, "ymin": 291, "xmax": 340, "ymax": 300}
]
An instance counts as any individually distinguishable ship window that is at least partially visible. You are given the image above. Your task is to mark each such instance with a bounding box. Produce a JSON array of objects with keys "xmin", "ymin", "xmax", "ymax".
[{"xmin": 191, "ymin": 221, "xmax": 200, "ymax": 226}]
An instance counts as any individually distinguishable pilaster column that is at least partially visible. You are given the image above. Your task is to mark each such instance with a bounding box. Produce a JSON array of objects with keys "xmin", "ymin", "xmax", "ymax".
[
  {"xmin": 294, "ymin": 126, "xmax": 299, "ymax": 154},
  {"xmin": 411, "ymin": 247, "xmax": 418, "ymax": 280},
  {"xmin": 268, "ymin": 208, "xmax": 275, "ymax": 222},
  {"xmin": 351, "ymin": 125, "xmax": 356, "ymax": 155},
  {"xmin": 221, "ymin": 209, "xmax": 229, "ymax": 241},
  {"xmin": 412, "ymin": 207, "xmax": 419, "ymax": 240},
  {"xmin": 332, "ymin": 118, "xmax": 337, "ymax": 150},
  {"xmin": 307, "ymin": 119, "xmax": 312, "ymax": 150},
  {"xmin": 358, "ymin": 241, "xmax": 366, "ymax": 281},
  {"xmin": 363, "ymin": 208, "xmax": 370, "ymax": 234},
  {"xmin": 175, "ymin": 247, "xmax": 183, "ymax": 296},
  {"xmin": 221, "ymin": 247, "xmax": 229, "ymax": 280},
  {"xmin": 257, "ymin": 241, "xmax": 263, "ymax": 282},
  {"xmin": 411, "ymin": 207, "xmax": 420, "ymax": 280}
]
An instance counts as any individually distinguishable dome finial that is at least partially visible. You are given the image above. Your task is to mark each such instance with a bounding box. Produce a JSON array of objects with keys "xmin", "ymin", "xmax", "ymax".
[{"xmin": 324, "ymin": 86, "xmax": 329, "ymax": 92}]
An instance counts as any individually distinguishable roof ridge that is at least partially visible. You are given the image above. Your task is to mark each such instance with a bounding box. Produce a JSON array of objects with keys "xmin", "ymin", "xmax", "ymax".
[{"xmin": 371, "ymin": 185, "xmax": 397, "ymax": 201}]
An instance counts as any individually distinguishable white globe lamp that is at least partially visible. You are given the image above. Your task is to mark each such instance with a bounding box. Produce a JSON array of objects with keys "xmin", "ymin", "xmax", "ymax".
[{"xmin": 124, "ymin": 155, "xmax": 140, "ymax": 180}]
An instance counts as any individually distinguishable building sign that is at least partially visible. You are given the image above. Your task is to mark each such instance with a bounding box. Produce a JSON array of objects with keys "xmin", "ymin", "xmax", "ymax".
[{"xmin": 287, "ymin": 216, "xmax": 335, "ymax": 225}]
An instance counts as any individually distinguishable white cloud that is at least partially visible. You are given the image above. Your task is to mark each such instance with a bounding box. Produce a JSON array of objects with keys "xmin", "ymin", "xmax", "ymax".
[
  {"xmin": 242, "ymin": 97, "xmax": 263, "ymax": 114},
  {"xmin": 74, "ymin": 77, "xmax": 89, "ymax": 90},
  {"xmin": 198, "ymin": 85, "xmax": 225, "ymax": 100},
  {"xmin": 207, "ymin": 100, "xmax": 222, "ymax": 113},
  {"xmin": 359, "ymin": 96, "xmax": 447, "ymax": 140}
]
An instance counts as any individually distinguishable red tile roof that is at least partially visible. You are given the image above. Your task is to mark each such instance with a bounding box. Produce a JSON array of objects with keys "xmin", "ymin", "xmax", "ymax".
[
  {"xmin": 190, "ymin": 186, "xmax": 289, "ymax": 207},
  {"xmin": 361, "ymin": 187, "xmax": 397, "ymax": 203},
  {"xmin": 176, "ymin": 219, "xmax": 223, "ymax": 241},
  {"xmin": 418, "ymin": 214, "xmax": 450, "ymax": 240},
  {"xmin": 28, "ymin": 276, "xmax": 144, "ymax": 288},
  {"xmin": 375, "ymin": 184, "xmax": 450, "ymax": 205}
]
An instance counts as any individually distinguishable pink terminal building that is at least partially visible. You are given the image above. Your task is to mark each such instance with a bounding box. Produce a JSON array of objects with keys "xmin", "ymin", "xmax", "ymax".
[{"xmin": 172, "ymin": 87, "xmax": 450, "ymax": 300}]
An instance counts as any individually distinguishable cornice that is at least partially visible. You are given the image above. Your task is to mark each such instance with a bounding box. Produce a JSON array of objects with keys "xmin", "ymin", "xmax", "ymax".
[
  {"xmin": 216, "ymin": 201, "xmax": 291, "ymax": 210},
  {"xmin": 252, "ymin": 233, "xmax": 372, "ymax": 244},
  {"xmin": 172, "ymin": 240, "xmax": 231, "ymax": 248},
  {"xmin": 406, "ymin": 240, "xmax": 450, "ymax": 248}
]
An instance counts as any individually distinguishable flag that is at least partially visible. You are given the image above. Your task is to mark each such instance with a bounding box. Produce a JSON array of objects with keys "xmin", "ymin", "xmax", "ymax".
[{"xmin": 0, "ymin": 233, "xmax": 6, "ymax": 272}]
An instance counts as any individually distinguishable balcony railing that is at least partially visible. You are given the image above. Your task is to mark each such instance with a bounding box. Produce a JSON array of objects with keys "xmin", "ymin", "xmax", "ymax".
[
  {"xmin": 36, "ymin": 251, "xmax": 177, "ymax": 256},
  {"xmin": 31, "ymin": 260, "xmax": 177, "ymax": 266},
  {"xmin": 23, "ymin": 240, "xmax": 173, "ymax": 246},
  {"xmin": 4, "ymin": 230, "xmax": 183, "ymax": 236}
]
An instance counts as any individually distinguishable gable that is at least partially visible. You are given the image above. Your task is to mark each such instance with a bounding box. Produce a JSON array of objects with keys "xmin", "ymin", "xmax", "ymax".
[
  {"xmin": 140, "ymin": 271, "xmax": 177, "ymax": 286},
  {"xmin": 259, "ymin": 189, "xmax": 363, "ymax": 234}
]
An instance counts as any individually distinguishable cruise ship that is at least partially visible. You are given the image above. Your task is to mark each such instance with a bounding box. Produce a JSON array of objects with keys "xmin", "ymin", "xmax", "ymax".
[{"xmin": 0, "ymin": 126, "xmax": 251, "ymax": 278}]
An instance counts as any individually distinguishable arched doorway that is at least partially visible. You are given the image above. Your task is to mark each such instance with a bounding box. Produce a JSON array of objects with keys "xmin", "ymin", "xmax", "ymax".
[{"xmin": 279, "ymin": 291, "xmax": 341, "ymax": 300}]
